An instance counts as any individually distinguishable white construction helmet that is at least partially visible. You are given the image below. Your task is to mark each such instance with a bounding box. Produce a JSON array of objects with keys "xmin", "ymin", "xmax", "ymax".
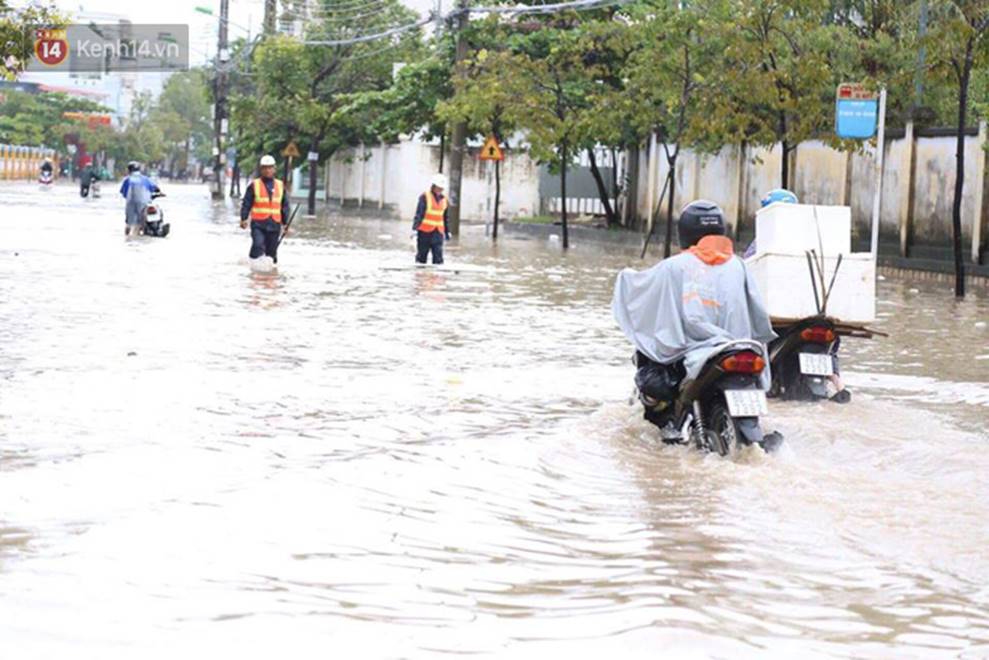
[
  {"xmin": 431, "ymin": 173, "xmax": 447, "ymax": 189},
  {"xmin": 259, "ymin": 154, "xmax": 276, "ymax": 167}
]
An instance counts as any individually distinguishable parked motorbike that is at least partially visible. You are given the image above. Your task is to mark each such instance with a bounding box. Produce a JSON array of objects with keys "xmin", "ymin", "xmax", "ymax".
[
  {"xmin": 142, "ymin": 191, "xmax": 170, "ymax": 237},
  {"xmin": 639, "ymin": 339, "xmax": 783, "ymax": 456},
  {"xmin": 767, "ymin": 316, "xmax": 840, "ymax": 401}
]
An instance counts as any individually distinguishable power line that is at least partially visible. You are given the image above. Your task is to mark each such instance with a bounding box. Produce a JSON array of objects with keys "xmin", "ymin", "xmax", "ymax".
[
  {"xmin": 467, "ymin": 0, "xmax": 627, "ymax": 16},
  {"xmin": 296, "ymin": 0, "xmax": 627, "ymax": 48},
  {"xmin": 278, "ymin": 0, "xmax": 395, "ymax": 18},
  {"xmin": 302, "ymin": 15, "xmax": 433, "ymax": 45}
]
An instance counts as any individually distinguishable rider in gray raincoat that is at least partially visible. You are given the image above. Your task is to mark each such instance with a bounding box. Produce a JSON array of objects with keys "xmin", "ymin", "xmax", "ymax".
[
  {"xmin": 120, "ymin": 161, "xmax": 157, "ymax": 237},
  {"xmin": 612, "ymin": 200, "xmax": 775, "ymax": 428}
]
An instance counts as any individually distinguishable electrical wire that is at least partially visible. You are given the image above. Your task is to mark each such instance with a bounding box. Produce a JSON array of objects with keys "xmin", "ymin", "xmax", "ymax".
[
  {"xmin": 302, "ymin": 15, "xmax": 433, "ymax": 45},
  {"xmin": 296, "ymin": 0, "xmax": 626, "ymax": 48},
  {"xmin": 467, "ymin": 0, "xmax": 627, "ymax": 15}
]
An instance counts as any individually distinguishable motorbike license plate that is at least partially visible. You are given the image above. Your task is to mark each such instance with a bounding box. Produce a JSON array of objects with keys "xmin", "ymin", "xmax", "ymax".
[
  {"xmin": 724, "ymin": 390, "xmax": 768, "ymax": 417},
  {"xmin": 799, "ymin": 353, "xmax": 834, "ymax": 376}
]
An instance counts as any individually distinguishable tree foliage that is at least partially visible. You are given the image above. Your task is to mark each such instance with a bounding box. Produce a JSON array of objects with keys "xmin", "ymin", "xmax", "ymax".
[{"xmin": 0, "ymin": 0, "xmax": 65, "ymax": 80}]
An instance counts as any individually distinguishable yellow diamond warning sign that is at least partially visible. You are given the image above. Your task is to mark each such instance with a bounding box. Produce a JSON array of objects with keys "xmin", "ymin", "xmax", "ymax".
[
  {"xmin": 479, "ymin": 135, "xmax": 504, "ymax": 161},
  {"xmin": 281, "ymin": 142, "xmax": 300, "ymax": 159}
]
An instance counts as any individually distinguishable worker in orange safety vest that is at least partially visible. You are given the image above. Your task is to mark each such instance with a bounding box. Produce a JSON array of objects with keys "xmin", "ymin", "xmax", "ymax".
[
  {"xmin": 412, "ymin": 173, "xmax": 452, "ymax": 265},
  {"xmin": 240, "ymin": 154, "xmax": 291, "ymax": 263}
]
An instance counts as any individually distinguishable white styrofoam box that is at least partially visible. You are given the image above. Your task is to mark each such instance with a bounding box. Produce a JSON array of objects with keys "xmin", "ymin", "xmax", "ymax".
[
  {"xmin": 746, "ymin": 252, "xmax": 876, "ymax": 323},
  {"xmin": 755, "ymin": 203, "xmax": 851, "ymax": 257}
]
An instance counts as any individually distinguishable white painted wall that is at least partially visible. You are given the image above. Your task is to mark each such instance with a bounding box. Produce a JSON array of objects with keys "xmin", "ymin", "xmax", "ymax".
[
  {"xmin": 315, "ymin": 140, "xmax": 541, "ymax": 223},
  {"xmin": 636, "ymin": 131, "xmax": 988, "ymax": 246}
]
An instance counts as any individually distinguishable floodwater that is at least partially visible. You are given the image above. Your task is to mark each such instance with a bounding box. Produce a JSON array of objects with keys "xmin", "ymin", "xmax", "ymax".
[{"xmin": 1, "ymin": 181, "xmax": 987, "ymax": 659}]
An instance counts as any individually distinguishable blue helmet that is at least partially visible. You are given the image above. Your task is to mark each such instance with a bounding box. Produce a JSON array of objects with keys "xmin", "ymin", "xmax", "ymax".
[{"xmin": 760, "ymin": 188, "xmax": 798, "ymax": 208}]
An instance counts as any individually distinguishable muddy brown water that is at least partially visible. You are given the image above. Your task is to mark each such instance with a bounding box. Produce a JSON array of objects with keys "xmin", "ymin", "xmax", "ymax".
[{"xmin": 1, "ymin": 182, "xmax": 987, "ymax": 658}]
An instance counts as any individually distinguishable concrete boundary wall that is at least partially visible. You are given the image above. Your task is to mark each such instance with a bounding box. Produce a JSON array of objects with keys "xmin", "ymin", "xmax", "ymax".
[
  {"xmin": 307, "ymin": 140, "xmax": 542, "ymax": 224},
  {"xmin": 636, "ymin": 122, "xmax": 989, "ymax": 264}
]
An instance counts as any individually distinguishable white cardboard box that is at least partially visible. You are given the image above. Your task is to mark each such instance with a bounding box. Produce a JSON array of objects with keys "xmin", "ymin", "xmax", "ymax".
[
  {"xmin": 755, "ymin": 203, "xmax": 851, "ymax": 257},
  {"xmin": 747, "ymin": 252, "xmax": 876, "ymax": 323}
]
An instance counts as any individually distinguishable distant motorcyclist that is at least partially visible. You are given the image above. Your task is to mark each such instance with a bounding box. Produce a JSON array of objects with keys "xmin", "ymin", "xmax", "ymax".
[
  {"xmin": 120, "ymin": 161, "xmax": 160, "ymax": 237},
  {"xmin": 745, "ymin": 188, "xmax": 849, "ymax": 402},
  {"xmin": 613, "ymin": 200, "xmax": 775, "ymax": 431},
  {"xmin": 39, "ymin": 158, "xmax": 54, "ymax": 184},
  {"xmin": 79, "ymin": 160, "xmax": 95, "ymax": 198}
]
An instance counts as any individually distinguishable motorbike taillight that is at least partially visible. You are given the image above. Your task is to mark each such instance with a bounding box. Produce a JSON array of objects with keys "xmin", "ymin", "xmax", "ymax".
[
  {"xmin": 800, "ymin": 326, "xmax": 835, "ymax": 343},
  {"xmin": 721, "ymin": 352, "xmax": 766, "ymax": 374},
  {"xmin": 147, "ymin": 206, "xmax": 157, "ymax": 215}
]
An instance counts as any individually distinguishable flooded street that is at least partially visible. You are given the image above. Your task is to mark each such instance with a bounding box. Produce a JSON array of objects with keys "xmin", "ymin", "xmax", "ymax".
[{"xmin": 2, "ymin": 181, "xmax": 988, "ymax": 658}]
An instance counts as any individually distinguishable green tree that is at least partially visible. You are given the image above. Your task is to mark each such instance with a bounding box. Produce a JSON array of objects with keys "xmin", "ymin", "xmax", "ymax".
[
  {"xmin": 437, "ymin": 48, "xmax": 529, "ymax": 239},
  {"xmin": 230, "ymin": 0, "xmax": 422, "ymax": 214},
  {"xmin": 0, "ymin": 1, "xmax": 65, "ymax": 79},
  {"xmin": 154, "ymin": 69, "xmax": 212, "ymax": 175},
  {"xmin": 926, "ymin": 0, "xmax": 989, "ymax": 297},
  {"xmin": 0, "ymin": 90, "xmax": 108, "ymax": 147},
  {"xmin": 118, "ymin": 91, "xmax": 166, "ymax": 166},
  {"xmin": 623, "ymin": 1, "xmax": 725, "ymax": 256},
  {"xmin": 571, "ymin": 17, "xmax": 639, "ymax": 228},
  {"xmin": 712, "ymin": 0, "xmax": 847, "ymax": 189}
]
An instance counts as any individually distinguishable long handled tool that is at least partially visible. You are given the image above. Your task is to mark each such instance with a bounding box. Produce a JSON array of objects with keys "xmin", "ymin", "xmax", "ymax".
[
  {"xmin": 640, "ymin": 170, "xmax": 673, "ymax": 260},
  {"xmin": 276, "ymin": 204, "xmax": 301, "ymax": 248}
]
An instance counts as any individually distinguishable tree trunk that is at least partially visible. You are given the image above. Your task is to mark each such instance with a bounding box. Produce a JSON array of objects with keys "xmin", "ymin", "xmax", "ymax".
[
  {"xmin": 781, "ymin": 139, "xmax": 790, "ymax": 190},
  {"xmin": 561, "ymin": 138, "xmax": 569, "ymax": 250},
  {"xmin": 952, "ymin": 48, "xmax": 973, "ymax": 298},
  {"xmin": 663, "ymin": 162, "xmax": 677, "ymax": 258},
  {"xmin": 307, "ymin": 141, "xmax": 318, "ymax": 216},
  {"xmin": 493, "ymin": 157, "xmax": 501, "ymax": 241},
  {"xmin": 587, "ymin": 148, "xmax": 618, "ymax": 226},
  {"xmin": 184, "ymin": 136, "xmax": 191, "ymax": 177},
  {"xmin": 439, "ymin": 133, "xmax": 445, "ymax": 173},
  {"xmin": 611, "ymin": 148, "xmax": 619, "ymax": 222},
  {"xmin": 625, "ymin": 143, "xmax": 639, "ymax": 230}
]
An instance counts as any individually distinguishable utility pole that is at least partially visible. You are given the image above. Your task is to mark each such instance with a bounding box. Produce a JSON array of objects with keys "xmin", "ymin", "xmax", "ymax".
[
  {"xmin": 212, "ymin": 0, "xmax": 230, "ymax": 200},
  {"xmin": 446, "ymin": 0, "xmax": 469, "ymax": 237},
  {"xmin": 263, "ymin": 0, "xmax": 277, "ymax": 36}
]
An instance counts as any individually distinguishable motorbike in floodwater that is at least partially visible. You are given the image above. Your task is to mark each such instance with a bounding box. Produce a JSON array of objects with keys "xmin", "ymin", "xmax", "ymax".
[
  {"xmin": 768, "ymin": 316, "xmax": 841, "ymax": 401},
  {"xmin": 639, "ymin": 340, "xmax": 783, "ymax": 456},
  {"xmin": 142, "ymin": 191, "xmax": 170, "ymax": 237},
  {"xmin": 38, "ymin": 171, "xmax": 53, "ymax": 188}
]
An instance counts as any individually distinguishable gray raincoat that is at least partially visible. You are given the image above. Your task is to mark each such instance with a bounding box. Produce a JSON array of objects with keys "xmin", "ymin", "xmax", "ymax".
[
  {"xmin": 612, "ymin": 240, "xmax": 776, "ymax": 389},
  {"xmin": 123, "ymin": 172, "xmax": 152, "ymax": 226}
]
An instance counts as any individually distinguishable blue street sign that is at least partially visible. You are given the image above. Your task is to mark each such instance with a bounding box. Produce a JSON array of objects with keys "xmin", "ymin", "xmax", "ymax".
[{"xmin": 836, "ymin": 98, "xmax": 878, "ymax": 139}]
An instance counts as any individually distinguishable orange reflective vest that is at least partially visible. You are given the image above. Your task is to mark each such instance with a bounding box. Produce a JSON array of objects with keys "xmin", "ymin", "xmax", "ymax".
[
  {"xmin": 418, "ymin": 191, "xmax": 447, "ymax": 233},
  {"xmin": 249, "ymin": 178, "xmax": 284, "ymax": 222}
]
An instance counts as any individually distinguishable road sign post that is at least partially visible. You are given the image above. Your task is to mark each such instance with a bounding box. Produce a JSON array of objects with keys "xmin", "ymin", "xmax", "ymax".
[
  {"xmin": 479, "ymin": 136, "xmax": 504, "ymax": 239},
  {"xmin": 282, "ymin": 142, "xmax": 300, "ymax": 187},
  {"xmin": 836, "ymin": 83, "xmax": 886, "ymax": 259},
  {"xmin": 479, "ymin": 135, "xmax": 504, "ymax": 162}
]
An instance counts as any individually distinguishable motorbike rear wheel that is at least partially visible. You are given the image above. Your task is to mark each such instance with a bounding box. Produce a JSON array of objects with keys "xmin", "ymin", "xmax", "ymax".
[{"xmin": 705, "ymin": 400, "xmax": 740, "ymax": 457}]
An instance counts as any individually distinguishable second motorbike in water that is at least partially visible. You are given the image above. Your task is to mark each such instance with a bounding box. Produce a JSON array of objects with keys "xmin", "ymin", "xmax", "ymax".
[
  {"xmin": 142, "ymin": 191, "xmax": 170, "ymax": 237},
  {"xmin": 768, "ymin": 316, "xmax": 848, "ymax": 402}
]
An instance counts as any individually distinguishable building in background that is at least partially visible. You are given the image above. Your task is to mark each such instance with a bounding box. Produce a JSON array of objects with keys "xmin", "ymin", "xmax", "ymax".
[{"xmin": 18, "ymin": 10, "xmax": 168, "ymax": 122}]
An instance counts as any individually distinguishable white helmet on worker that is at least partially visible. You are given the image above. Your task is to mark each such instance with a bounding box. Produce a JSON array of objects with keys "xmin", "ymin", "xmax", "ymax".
[
  {"xmin": 259, "ymin": 154, "xmax": 276, "ymax": 167},
  {"xmin": 430, "ymin": 174, "xmax": 447, "ymax": 190}
]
